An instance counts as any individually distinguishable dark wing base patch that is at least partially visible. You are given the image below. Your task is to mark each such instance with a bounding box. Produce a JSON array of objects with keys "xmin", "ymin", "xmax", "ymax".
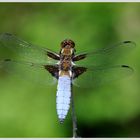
[
  {"xmin": 72, "ymin": 66, "xmax": 87, "ymax": 79},
  {"xmin": 44, "ymin": 65, "xmax": 59, "ymax": 79},
  {"xmin": 73, "ymin": 54, "xmax": 86, "ymax": 61},
  {"xmin": 47, "ymin": 52, "xmax": 60, "ymax": 60}
]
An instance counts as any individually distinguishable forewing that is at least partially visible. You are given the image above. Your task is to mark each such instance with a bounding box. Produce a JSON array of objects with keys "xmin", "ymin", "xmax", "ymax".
[
  {"xmin": 0, "ymin": 33, "xmax": 59, "ymax": 64},
  {"xmin": 0, "ymin": 59, "xmax": 58, "ymax": 86},
  {"xmin": 74, "ymin": 41, "xmax": 136, "ymax": 66},
  {"xmin": 72, "ymin": 64, "xmax": 134, "ymax": 88}
]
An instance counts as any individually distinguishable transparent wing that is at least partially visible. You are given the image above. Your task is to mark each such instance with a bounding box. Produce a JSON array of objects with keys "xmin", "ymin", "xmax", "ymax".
[
  {"xmin": 0, "ymin": 59, "xmax": 58, "ymax": 86},
  {"xmin": 74, "ymin": 41, "xmax": 136, "ymax": 66},
  {"xmin": 72, "ymin": 64, "xmax": 134, "ymax": 88},
  {"xmin": 0, "ymin": 33, "xmax": 59, "ymax": 64}
]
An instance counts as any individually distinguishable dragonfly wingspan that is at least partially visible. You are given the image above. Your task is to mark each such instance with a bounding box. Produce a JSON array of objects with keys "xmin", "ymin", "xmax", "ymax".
[
  {"xmin": 73, "ymin": 41, "xmax": 136, "ymax": 66},
  {"xmin": 72, "ymin": 64, "xmax": 134, "ymax": 88},
  {"xmin": 0, "ymin": 33, "xmax": 59, "ymax": 64},
  {"xmin": 0, "ymin": 59, "xmax": 58, "ymax": 86},
  {"xmin": 72, "ymin": 41, "xmax": 135, "ymax": 88}
]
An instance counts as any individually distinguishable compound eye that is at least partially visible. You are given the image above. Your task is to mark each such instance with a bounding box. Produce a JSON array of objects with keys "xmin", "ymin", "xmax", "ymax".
[
  {"xmin": 61, "ymin": 41, "xmax": 65, "ymax": 48},
  {"xmin": 71, "ymin": 42, "xmax": 75, "ymax": 48},
  {"xmin": 61, "ymin": 39, "xmax": 75, "ymax": 48}
]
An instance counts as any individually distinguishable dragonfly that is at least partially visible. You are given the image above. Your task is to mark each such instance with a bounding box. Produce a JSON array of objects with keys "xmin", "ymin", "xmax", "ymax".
[{"xmin": 0, "ymin": 33, "xmax": 135, "ymax": 123}]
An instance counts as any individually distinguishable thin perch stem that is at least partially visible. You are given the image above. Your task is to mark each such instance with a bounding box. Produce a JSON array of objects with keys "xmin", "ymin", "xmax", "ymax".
[{"xmin": 71, "ymin": 84, "xmax": 78, "ymax": 138}]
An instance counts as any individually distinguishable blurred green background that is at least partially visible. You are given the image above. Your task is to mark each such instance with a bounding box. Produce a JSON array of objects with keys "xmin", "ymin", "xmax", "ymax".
[{"xmin": 0, "ymin": 3, "xmax": 139, "ymax": 137}]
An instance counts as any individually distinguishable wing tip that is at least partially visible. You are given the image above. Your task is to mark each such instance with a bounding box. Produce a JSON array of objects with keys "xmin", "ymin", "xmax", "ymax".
[
  {"xmin": 4, "ymin": 58, "xmax": 11, "ymax": 62},
  {"xmin": 4, "ymin": 33, "xmax": 12, "ymax": 36},
  {"xmin": 123, "ymin": 40, "xmax": 136, "ymax": 47},
  {"xmin": 121, "ymin": 65, "xmax": 134, "ymax": 72},
  {"xmin": 0, "ymin": 32, "xmax": 13, "ymax": 41},
  {"xmin": 0, "ymin": 32, "xmax": 12, "ymax": 37},
  {"xmin": 123, "ymin": 41, "xmax": 131, "ymax": 43}
]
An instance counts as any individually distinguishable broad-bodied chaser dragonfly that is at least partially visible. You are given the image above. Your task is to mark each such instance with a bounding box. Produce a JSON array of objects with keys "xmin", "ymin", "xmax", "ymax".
[{"xmin": 0, "ymin": 33, "xmax": 135, "ymax": 123}]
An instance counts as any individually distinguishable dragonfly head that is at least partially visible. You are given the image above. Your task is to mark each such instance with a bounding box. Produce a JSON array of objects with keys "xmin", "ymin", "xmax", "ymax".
[
  {"xmin": 60, "ymin": 39, "xmax": 76, "ymax": 55},
  {"xmin": 61, "ymin": 39, "xmax": 75, "ymax": 48}
]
